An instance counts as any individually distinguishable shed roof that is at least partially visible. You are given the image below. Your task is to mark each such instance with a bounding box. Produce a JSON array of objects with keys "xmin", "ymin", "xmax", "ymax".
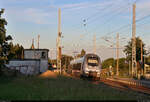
[
  {"xmin": 10, "ymin": 59, "xmax": 40, "ymax": 61},
  {"xmin": 24, "ymin": 49, "xmax": 49, "ymax": 51}
]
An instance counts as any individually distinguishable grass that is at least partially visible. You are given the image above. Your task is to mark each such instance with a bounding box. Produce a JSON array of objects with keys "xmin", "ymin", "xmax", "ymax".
[{"xmin": 0, "ymin": 75, "xmax": 150, "ymax": 101}]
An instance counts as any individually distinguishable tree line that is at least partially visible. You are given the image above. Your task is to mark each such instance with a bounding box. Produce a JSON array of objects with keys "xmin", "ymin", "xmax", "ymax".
[
  {"xmin": 0, "ymin": 9, "xmax": 23, "ymax": 75},
  {"xmin": 102, "ymin": 37, "xmax": 150, "ymax": 76}
]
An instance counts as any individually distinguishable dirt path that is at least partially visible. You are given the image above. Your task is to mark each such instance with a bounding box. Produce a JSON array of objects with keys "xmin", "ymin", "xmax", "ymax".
[{"xmin": 39, "ymin": 70, "xmax": 58, "ymax": 78}]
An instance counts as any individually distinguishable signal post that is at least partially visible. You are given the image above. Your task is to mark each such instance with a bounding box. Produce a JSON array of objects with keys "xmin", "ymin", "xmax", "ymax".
[{"xmin": 57, "ymin": 8, "xmax": 62, "ymax": 74}]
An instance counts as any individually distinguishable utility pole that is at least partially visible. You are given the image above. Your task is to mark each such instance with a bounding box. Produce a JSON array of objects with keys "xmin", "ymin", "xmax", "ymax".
[
  {"xmin": 31, "ymin": 38, "xmax": 36, "ymax": 59},
  {"xmin": 38, "ymin": 35, "xmax": 40, "ymax": 49},
  {"xmin": 132, "ymin": 3, "xmax": 137, "ymax": 77},
  {"xmin": 65, "ymin": 56, "xmax": 67, "ymax": 72},
  {"xmin": 116, "ymin": 33, "xmax": 119, "ymax": 76},
  {"xmin": 129, "ymin": 61, "xmax": 131, "ymax": 75},
  {"xmin": 21, "ymin": 50, "xmax": 24, "ymax": 59},
  {"xmin": 57, "ymin": 8, "xmax": 62, "ymax": 74},
  {"xmin": 141, "ymin": 40, "xmax": 143, "ymax": 76},
  {"xmin": 93, "ymin": 34, "xmax": 96, "ymax": 54},
  {"xmin": 141, "ymin": 40, "xmax": 143, "ymax": 63}
]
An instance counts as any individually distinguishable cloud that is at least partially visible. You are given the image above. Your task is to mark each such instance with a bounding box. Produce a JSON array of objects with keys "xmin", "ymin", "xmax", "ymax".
[
  {"xmin": 136, "ymin": 0, "xmax": 150, "ymax": 19},
  {"xmin": 2, "ymin": 0, "xmax": 58, "ymax": 24},
  {"xmin": 4, "ymin": 0, "xmax": 133, "ymax": 25},
  {"xmin": 6, "ymin": 7, "xmax": 56, "ymax": 24},
  {"xmin": 23, "ymin": 8, "xmax": 49, "ymax": 24}
]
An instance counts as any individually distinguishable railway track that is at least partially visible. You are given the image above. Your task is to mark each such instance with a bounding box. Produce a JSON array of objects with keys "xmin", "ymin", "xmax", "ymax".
[
  {"xmin": 66, "ymin": 73, "xmax": 150, "ymax": 96},
  {"xmin": 100, "ymin": 78, "xmax": 150, "ymax": 95}
]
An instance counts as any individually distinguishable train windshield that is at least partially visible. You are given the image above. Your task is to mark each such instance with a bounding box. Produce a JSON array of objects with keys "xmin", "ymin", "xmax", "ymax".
[{"xmin": 87, "ymin": 57, "xmax": 99, "ymax": 66}]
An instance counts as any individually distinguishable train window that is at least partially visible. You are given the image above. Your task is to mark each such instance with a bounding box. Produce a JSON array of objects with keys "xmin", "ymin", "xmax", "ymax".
[{"xmin": 87, "ymin": 57, "xmax": 98, "ymax": 66}]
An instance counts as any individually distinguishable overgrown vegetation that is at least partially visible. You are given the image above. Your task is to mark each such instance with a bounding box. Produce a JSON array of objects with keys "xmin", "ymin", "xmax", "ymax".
[
  {"xmin": 102, "ymin": 57, "xmax": 129, "ymax": 76},
  {"xmin": 124, "ymin": 37, "xmax": 146, "ymax": 62},
  {"xmin": 102, "ymin": 58, "xmax": 115, "ymax": 69},
  {"xmin": 0, "ymin": 75, "xmax": 150, "ymax": 100},
  {"xmin": 7, "ymin": 42, "xmax": 24, "ymax": 60},
  {"xmin": 101, "ymin": 37, "xmax": 150, "ymax": 77}
]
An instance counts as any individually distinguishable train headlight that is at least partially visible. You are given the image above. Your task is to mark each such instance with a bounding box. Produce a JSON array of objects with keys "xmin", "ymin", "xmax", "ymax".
[
  {"xmin": 85, "ymin": 68, "xmax": 89, "ymax": 71},
  {"xmin": 97, "ymin": 73, "xmax": 100, "ymax": 77},
  {"xmin": 85, "ymin": 68, "xmax": 89, "ymax": 74}
]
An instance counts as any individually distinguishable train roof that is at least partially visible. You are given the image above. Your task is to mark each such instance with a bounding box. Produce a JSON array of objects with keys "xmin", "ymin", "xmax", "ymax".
[
  {"xmin": 70, "ymin": 53, "xmax": 101, "ymax": 65},
  {"xmin": 70, "ymin": 57, "xmax": 84, "ymax": 65},
  {"xmin": 85, "ymin": 53, "xmax": 99, "ymax": 57}
]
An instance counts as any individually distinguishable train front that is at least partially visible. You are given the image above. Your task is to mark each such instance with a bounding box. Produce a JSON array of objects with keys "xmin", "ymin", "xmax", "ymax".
[{"xmin": 84, "ymin": 54, "xmax": 101, "ymax": 79}]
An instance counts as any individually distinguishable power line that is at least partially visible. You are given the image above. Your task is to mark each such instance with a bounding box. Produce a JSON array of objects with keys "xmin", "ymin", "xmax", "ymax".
[
  {"xmin": 71, "ymin": 0, "xmax": 122, "ymax": 29},
  {"xmin": 85, "ymin": 2, "xmax": 115, "ymax": 21},
  {"xmin": 68, "ymin": 1, "xmax": 132, "ymax": 44},
  {"xmin": 96, "ymin": 23, "xmax": 131, "ymax": 40},
  {"xmin": 84, "ymin": 0, "xmax": 130, "ymax": 27},
  {"xmin": 70, "ymin": 0, "xmax": 128, "ymax": 34},
  {"xmin": 69, "ymin": 0, "xmax": 142, "ymax": 38},
  {"xmin": 81, "ymin": 1, "xmax": 132, "ymax": 39},
  {"xmin": 85, "ymin": 0, "xmax": 150, "ymax": 41},
  {"xmin": 68, "ymin": 1, "xmax": 116, "ymax": 33},
  {"xmin": 134, "ymin": 0, "xmax": 140, "ymax": 3},
  {"xmin": 91, "ymin": 4, "xmax": 131, "ymax": 33},
  {"xmin": 136, "ymin": 14, "xmax": 150, "ymax": 23},
  {"xmin": 95, "ymin": 12, "xmax": 150, "ymax": 40}
]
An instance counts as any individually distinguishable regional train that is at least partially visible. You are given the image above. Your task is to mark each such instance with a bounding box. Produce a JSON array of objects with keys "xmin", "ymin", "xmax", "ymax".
[{"xmin": 68, "ymin": 53, "xmax": 102, "ymax": 80}]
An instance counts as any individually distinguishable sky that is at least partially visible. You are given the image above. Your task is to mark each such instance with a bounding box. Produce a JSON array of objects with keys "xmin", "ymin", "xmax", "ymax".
[{"xmin": 0, "ymin": 0, "xmax": 150, "ymax": 60}]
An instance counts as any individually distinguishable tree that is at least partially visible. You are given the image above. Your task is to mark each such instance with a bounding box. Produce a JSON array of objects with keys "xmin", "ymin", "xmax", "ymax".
[
  {"xmin": 0, "ymin": 9, "xmax": 25, "ymax": 76},
  {"xmin": 123, "ymin": 37, "xmax": 146, "ymax": 62},
  {"xmin": 48, "ymin": 55, "xmax": 73, "ymax": 70},
  {"xmin": 118, "ymin": 58, "xmax": 129, "ymax": 76},
  {"xmin": 102, "ymin": 58, "xmax": 115, "ymax": 69},
  {"xmin": 102, "ymin": 57, "xmax": 129, "ymax": 76},
  {"xmin": 7, "ymin": 42, "xmax": 24, "ymax": 60},
  {"xmin": 77, "ymin": 49, "xmax": 86, "ymax": 58},
  {"xmin": 61, "ymin": 55, "xmax": 73, "ymax": 70},
  {"xmin": 48, "ymin": 59, "xmax": 57, "ymax": 65},
  {"xmin": 0, "ymin": 9, "xmax": 12, "ymax": 71}
]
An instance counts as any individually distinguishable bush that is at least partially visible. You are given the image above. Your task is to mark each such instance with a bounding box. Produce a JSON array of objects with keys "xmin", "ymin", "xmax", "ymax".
[
  {"xmin": 0, "ymin": 66, "xmax": 24, "ymax": 77},
  {"xmin": 0, "ymin": 64, "xmax": 5, "ymax": 76}
]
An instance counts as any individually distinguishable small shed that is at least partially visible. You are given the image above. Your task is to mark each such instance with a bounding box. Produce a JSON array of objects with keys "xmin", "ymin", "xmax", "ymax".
[
  {"xmin": 24, "ymin": 49, "xmax": 49, "ymax": 60},
  {"xmin": 6, "ymin": 49, "xmax": 49, "ymax": 75}
]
